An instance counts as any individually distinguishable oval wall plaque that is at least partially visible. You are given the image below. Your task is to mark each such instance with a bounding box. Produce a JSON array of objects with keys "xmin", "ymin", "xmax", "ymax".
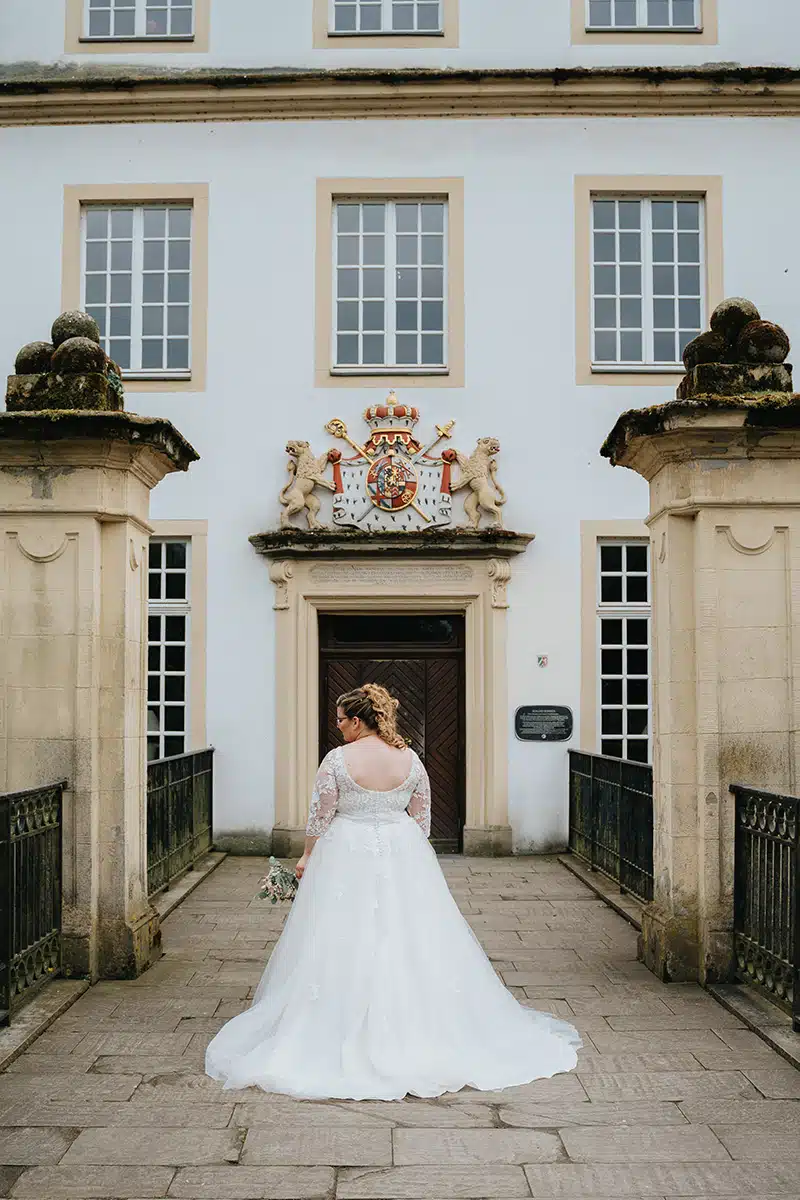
[{"xmin": 514, "ymin": 706, "xmax": 573, "ymax": 743}]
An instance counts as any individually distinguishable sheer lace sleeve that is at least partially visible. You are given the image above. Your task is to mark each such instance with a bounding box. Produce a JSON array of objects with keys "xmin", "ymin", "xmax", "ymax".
[
  {"xmin": 306, "ymin": 750, "xmax": 340, "ymax": 837},
  {"xmin": 407, "ymin": 756, "xmax": 431, "ymax": 838}
]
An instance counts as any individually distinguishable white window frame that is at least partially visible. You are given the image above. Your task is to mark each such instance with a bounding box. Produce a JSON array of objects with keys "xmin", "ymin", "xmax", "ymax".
[
  {"xmin": 83, "ymin": 0, "xmax": 195, "ymax": 40},
  {"xmin": 332, "ymin": 197, "xmax": 449, "ymax": 375},
  {"xmin": 585, "ymin": 0, "xmax": 701, "ymax": 30},
  {"xmin": 591, "ymin": 193, "xmax": 706, "ymax": 374},
  {"xmin": 81, "ymin": 202, "xmax": 193, "ymax": 381},
  {"xmin": 148, "ymin": 538, "xmax": 191, "ymax": 762},
  {"xmin": 596, "ymin": 539, "xmax": 652, "ymax": 765},
  {"xmin": 329, "ymin": 0, "xmax": 443, "ymax": 35}
]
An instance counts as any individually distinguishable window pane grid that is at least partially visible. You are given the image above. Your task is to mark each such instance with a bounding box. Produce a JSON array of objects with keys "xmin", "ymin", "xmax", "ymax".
[
  {"xmin": 83, "ymin": 204, "xmax": 192, "ymax": 376},
  {"xmin": 148, "ymin": 539, "xmax": 190, "ymax": 762},
  {"xmin": 587, "ymin": 0, "xmax": 699, "ymax": 28},
  {"xmin": 598, "ymin": 542, "xmax": 652, "ymax": 765},
  {"xmin": 592, "ymin": 195, "xmax": 704, "ymax": 368},
  {"xmin": 331, "ymin": 0, "xmax": 442, "ymax": 32},
  {"xmin": 334, "ymin": 199, "xmax": 447, "ymax": 370},
  {"xmin": 86, "ymin": 0, "xmax": 194, "ymax": 38}
]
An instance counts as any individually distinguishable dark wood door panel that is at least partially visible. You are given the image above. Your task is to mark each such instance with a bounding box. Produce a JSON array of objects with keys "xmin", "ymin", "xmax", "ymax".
[{"xmin": 319, "ymin": 616, "xmax": 465, "ymax": 852}]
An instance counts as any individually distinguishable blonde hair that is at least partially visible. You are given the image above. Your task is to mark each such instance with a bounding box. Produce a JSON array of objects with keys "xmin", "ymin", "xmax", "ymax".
[{"xmin": 337, "ymin": 683, "xmax": 407, "ymax": 749}]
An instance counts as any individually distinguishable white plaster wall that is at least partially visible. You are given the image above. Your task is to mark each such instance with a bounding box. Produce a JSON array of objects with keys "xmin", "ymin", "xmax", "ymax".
[
  {"xmin": 1, "ymin": 114, "xmax": 800, "ymax": 847},
  {"xmin": 2, "ymin": 0, "xmax": 799, "ymax": 68}
]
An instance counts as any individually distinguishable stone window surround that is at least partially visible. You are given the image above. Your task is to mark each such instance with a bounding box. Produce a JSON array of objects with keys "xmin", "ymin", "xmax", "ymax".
[
  {"xmin": 61, "ymin": 182, "xmax": 209, "ymax": 393},
  {"xmin": 571, "ymin": 0, "xmax": 718, "ymax": 43},
  {"xmin": 316, "ymin": 178, "xmax": 465, "ymax": 389},
  {"xmin": 268, "ymin": 555, "xmax": 513, "ymax": 851},
  {"xmin": 574, "ymin": 175, "xmax": 724, "ymax": 388},
  {"xmin": 580, "ymin": 519, "xmax": 650, "ymax": 754},
  {"xmin": 149, "ymin": 519, "xmax": 208, "ymax": 750},
  {"xmin": 65, "ymin": 0, "xmax": 211, "ymax": 53},
  {"xmin": 313, "ymin": 0, "xmax": 459, "ymax": 48}
]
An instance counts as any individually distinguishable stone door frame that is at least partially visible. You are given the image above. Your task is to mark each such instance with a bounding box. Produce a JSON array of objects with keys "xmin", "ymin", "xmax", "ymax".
[{"xmin": 267, "ymin": 555, "xmax": 516, "ymax": 855}]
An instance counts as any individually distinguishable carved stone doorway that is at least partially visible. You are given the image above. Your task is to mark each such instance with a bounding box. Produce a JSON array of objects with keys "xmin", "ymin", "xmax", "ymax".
[{"xmin": 319, "ymin": 614, "xmax": 466, "ymax": 853}]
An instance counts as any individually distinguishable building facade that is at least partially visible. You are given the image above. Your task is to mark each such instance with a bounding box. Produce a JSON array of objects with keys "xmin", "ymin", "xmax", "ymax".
[{"xmin": 1, "ymin": 0, "xmax": 799, "ymax": 853}]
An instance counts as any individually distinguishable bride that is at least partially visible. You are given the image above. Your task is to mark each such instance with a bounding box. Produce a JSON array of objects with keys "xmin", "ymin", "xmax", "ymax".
[{"xmin": 205, "ymin": 683, "xmax": 581, "ymax": 1101}]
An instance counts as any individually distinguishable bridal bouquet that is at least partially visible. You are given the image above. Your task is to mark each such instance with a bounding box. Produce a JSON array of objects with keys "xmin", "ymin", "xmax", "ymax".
[{"xmin": 256, "ymin": 856, "xmax": 299, "ymax": 904}]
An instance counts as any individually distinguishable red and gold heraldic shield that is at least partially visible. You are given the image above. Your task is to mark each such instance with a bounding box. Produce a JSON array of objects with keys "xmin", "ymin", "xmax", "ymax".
[{"xmin": 366, "ymin": 455, "xmax": 419, "ymax": 512}]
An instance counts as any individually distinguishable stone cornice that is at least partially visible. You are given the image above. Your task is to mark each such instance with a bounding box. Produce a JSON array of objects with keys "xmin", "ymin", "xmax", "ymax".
[
  {"xmin": 0, "ymin": 410, "xmax": 199, "ymax": 472},
  {"xmin": 2, "ymin": 65, "xmax": 800, "ymax": 125},
  {"xmin": 601, "ymin": 393, "xmax": 800, "ymax": 478},
  {"xmin": 250, "ymin": 527, "xmax": 534, "ymax": 558}
]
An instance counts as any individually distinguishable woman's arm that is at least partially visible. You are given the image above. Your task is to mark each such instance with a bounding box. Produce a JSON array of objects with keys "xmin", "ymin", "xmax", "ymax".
[
  {"xmin": 407, "ymin": 759, "xmax": 432, "ymax": 838},
  {"xmin": 295, "ymin": 752, "xmax": 339, "ymax": 878}
]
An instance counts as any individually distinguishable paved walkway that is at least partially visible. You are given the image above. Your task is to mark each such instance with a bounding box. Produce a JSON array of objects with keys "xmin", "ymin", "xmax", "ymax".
[{"xmin": 1, "ymin": 855, "xmax": 799, "ymax": 1199}]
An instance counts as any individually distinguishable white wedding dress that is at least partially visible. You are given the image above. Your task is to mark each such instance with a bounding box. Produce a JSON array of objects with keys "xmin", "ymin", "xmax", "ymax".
[{"xmin": 205, "ymin": 745, "xmax": 582, "ymax": 1100}]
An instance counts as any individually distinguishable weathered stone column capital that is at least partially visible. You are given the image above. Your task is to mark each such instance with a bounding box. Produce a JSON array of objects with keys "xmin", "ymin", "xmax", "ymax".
[
  {"xmin": 0, "ymin": 410, "xmax": 198, "ymax": 482},
  {"xmin": 601, "ymin": 393, "xmax": 800, "ymax": 480}
]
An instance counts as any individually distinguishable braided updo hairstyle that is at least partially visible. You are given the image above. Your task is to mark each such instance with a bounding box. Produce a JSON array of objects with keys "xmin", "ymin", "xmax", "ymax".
[{"xmin": 336, "ymin": 683, "xmax": 407, "ymax": 749}]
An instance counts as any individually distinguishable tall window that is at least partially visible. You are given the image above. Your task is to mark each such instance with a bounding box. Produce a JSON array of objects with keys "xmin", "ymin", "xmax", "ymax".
[
  {"xmin": 586, "ymin": 0, "xmax": 699, "ymax": 28},
  {"xmin": 334, "ymin": 199, "xmax": 447, "ymax": 370},
  {"xmin": 148, "ymin": 540, "xmax": 190, "ymax": 761},
  {"xmin": 332, "ymin": 0, "xmax": 442, "ymax": 33},
  {"xmin": 82, "ymin": 204, "xmax": 192, "ymax": 377},
  {"xmin": 592, "ymin": 196, "xmax": 704, "ymax": 369},
  {"xmin": 85, "ymin": 0, "xmax": 194, "ymax": 38},
  {"xmin": 598, "ymin": 542, "xmax": 651, "ymax": 764}
]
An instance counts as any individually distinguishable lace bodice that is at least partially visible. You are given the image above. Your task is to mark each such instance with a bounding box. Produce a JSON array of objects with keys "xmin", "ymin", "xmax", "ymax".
[{"xmin": 306, "ymin": 746, "xmax": 431, "ymax": 838}]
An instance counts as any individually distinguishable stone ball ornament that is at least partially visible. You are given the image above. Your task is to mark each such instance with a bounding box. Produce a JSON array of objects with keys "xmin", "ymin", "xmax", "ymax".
[
  {"xmin": 682, "ymin": 330, "xmax": 727, "ymax": 370},
  {"xmin": 709, "ymin": 297, "xmax": 761, "ymax": 346},
  {"xmin": 736, "ymin": 319, "xmax": 791, "ymax": 364},
  {"xmin": 681, "ymin": 297, "xmax": 791, "ymax": 370},
  {"xmin": 51, "ymin": 311, "xmax": 101, "ymax": 349},
  {"xmin": 15, "ymin": 341, "xmax": 55, "ymax": 374},
  {"xmin": 51, "ymin": 336, "xmax": 107, "ymax": 375}
]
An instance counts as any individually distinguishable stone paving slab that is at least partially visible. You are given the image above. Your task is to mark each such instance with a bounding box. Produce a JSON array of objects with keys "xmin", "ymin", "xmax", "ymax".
[
  {"xmin": 336, "ymin": 1165, "xmax": 531, "ymax": 1196},
  {"xmin": 60, "ymin": 1127, "xmax": 242, "ymax": 1165},
  {"xmin": 580, "ymin": 1070, "xmax": 759, "ymax": 1101},
  {"xmin": 0, "ymin": 1128, "xmax": 78, "ymax": 1166},
  {"xmin": 680, "ymin": 1098, "xmax": 800, "ymax": 1125},
  {"xmin": 523, "ymin": 1163, "xmax": 800, "ymax": 1195},
  {"xmin": 166, "ymin": 1165, "xmax": 336, "ymax": 1197},
  {"xmin": 559, "ymin": 1124, "xmax": 731, "ymax": 1162},
  {"xmin": 496, "ymin": 1100, "xmax": 686, "ymax": 1125},
  {"xmin": 8, "ymin": 1165, "xmax": 175, "ymax": 1197},
  {"xmin": 392, "ymin": 1127, "xmax": 564, "ymax": 1164},
  {"xmin": 1, "ymin": 854, "xmax": 797, "ymax": 1200},
  {"xmin": 242, "ymin": 1126, "xmax": 392, "ymax": 1165},
  {"xmin": 710, "ymin": 1127, "xmax": 800, "ymax": 1160}
]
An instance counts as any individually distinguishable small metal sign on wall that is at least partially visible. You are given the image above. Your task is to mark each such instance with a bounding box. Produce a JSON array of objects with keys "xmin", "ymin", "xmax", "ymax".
[{"xmin": 515, "ymin": 706, "xmax": 573, "ymax": 743}]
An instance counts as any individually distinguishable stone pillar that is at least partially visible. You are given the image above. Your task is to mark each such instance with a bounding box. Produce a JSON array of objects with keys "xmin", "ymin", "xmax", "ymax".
[
  {"xmin": 602, "ymin": 299, "xmax": 799, "ymax": 983},
  {"xmin": 0, "ymin": 314, "xmax": 197, "ymax": 978}
]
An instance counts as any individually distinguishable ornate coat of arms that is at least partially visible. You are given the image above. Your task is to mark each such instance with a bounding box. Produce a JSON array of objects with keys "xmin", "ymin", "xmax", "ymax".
[{"xmin": 279, "ymin": 392, "xmax": 506, "ymax": 532}]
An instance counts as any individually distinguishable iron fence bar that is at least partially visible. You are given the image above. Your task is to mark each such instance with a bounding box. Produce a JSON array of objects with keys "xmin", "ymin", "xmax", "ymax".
[
  {"xmin": 731, "ymin": 783, "xmax": 799, "ymax": 1027},
  {"xmin": 567, "ymin": 750, "xmax": 653, "ymax": 904},
  {"xmin": 0, "ymin": 793, "xmax": 10, "ymax": 1027},
  {"xmin": 0, "ymin": 781, "xmax": 65, "ymax": 1025},
  {"xmin": 146, "ymin": 748, "xmax": 214, "ymax": 898}
]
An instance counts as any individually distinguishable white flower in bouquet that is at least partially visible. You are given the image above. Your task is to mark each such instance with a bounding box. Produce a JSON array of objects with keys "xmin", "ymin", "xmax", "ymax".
[{"xmin": 256, "ymin": 856, "xmax": 299, "ymax": 903}]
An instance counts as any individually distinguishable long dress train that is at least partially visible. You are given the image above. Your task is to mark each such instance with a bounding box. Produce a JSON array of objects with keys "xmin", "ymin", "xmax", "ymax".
[{"xmin": 205, "ymin": 746, "xmax": 582, "ymax": 1101}]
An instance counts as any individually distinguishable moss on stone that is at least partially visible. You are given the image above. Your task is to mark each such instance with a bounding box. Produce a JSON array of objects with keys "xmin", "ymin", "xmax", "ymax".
[
  {"xmin": 5, "ymin": 371, "xmax": 120, "ymax": 412},
  {"xmin": 601, "ymin": 391, "xmax": 800, "ymax": 465}
]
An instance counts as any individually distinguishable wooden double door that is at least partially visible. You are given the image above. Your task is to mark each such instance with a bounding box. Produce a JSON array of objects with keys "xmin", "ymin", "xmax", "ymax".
[{"xmin": 319, "ymin": 614, "xmax": 465, "ymax": 853}]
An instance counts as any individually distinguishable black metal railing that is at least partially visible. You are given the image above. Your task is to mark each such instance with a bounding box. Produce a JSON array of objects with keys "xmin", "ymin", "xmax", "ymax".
[
  {"xmin": 568, "ymin": 750, "xmax": 654, "ymax": 903},
  {"xmin": 732, "ymin": 784, "xmax": 799, "ymax": 1032},
  {"xmin": 147, "ymin": 748, "xmax": 214, "ymax": 897},
  {"xmin": 0, "ymin": 781, "xmax": 65, "ymax": 1026}
]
